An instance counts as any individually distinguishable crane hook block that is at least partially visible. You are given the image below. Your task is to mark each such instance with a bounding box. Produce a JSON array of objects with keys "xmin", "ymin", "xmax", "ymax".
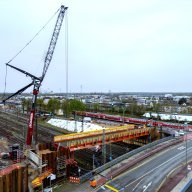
[{"xmin": 33, "ymin": 89, "xmax": 39, "ymax": 95}]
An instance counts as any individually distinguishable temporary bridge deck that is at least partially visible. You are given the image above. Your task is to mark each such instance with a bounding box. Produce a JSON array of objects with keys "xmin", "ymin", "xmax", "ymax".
[{"xmin": 54, "ymin": 125, "xmax": 151, "ymax": 151}]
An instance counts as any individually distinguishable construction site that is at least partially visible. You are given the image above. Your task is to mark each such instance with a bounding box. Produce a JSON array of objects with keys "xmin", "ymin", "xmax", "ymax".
[
  {"xmin": 0, "ymin": 4, "xmax": 190, "ymax": 192},
  {"xmin": 0, "ymin": 104, "xmax": 159, "ymax": 191},
  {"xmin": 0, "ymin": 5, "xmax": 153, "ymax": 191}
]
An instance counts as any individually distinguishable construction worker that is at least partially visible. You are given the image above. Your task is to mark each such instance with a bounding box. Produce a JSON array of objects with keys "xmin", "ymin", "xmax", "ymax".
[{"xmin": 90, "ymin": 177, "xmax": 97, "ymax": 187}]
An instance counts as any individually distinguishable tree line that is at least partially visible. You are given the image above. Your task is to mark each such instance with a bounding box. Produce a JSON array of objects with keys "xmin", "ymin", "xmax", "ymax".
[
  {"xmin": 21, "ymin": 98, "xmax": 86, "ymax": 117},
  {"xmin": 20, "ymin": 96, "xmax": 192, "ymax": 119}
]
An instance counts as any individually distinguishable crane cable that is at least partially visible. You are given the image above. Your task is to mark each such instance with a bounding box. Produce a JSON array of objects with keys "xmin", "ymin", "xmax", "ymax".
[
  {"xmin": 3, "ymin": 64, "xmax": 8, "ymax": 99},
  {"xmin": 3, "ymin": 65, "xmax": 8, "ymax": 130},
  {"xmin": 6, "ymin": 7, "xmax": 61, "ymax": 65},
  {"xmin": 65, "ymin": 8, "xmax": 68, "ymax": 95}
]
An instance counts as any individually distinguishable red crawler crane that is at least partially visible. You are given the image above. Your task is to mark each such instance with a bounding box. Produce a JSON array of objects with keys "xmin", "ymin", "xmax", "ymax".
[{"xmin": 2, "ymin": 5, "xmax": 68, "ymax": 146}]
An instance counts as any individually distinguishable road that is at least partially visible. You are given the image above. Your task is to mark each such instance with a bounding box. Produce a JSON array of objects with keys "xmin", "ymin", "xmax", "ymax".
[{"xmin": 96, "ymin": 139, "xmax": 192, "ymax": 192}]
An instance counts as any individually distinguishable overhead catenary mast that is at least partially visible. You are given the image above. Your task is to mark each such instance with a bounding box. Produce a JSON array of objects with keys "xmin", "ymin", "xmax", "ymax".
[{"xmin": 2, "ymin": 5, "xmax": 68, "ymax": 146}]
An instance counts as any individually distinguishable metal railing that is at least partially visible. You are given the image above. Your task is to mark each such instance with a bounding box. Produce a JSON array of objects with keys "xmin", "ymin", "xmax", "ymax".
[{"xmin": 79, "ymin": 136, "xmax": 174, "ymax": 183}]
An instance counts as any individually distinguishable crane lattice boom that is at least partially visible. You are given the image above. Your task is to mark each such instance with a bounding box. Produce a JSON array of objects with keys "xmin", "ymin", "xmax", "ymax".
[
  {"xmin": 42, "ymin": 5, "xmax": 68, "ymax": 81},
  {"xmin": 2, "ymin": 5, "xmax": 68, "ymax": 146},
  {"xmin": 26, "ymin": 5, "xmax": 68, "ymax": 145}
]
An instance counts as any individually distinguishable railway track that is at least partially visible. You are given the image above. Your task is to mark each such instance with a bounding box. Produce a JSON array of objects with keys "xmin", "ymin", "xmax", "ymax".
[
  {"xmin": 0, "ymin": 116, "xmax": 24, "ymax": 147},
  {"xmin": 0, "ymin": 109, "xmax": 140, "ymax": 173},
  {"xmin": 74, "ymin": 142, "xmax": 133, "ymax": 170},
  {"xmin": 0, "ymin": 109, "xmax": 66, "ymax": 148}
]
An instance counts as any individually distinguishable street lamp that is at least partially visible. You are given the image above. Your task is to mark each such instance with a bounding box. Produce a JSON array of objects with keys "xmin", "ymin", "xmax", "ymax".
[
  {"xmin": 78, "ymin": 167, "xmax": 81, "ymax": 177},
  {"xmin": 184, "ymin": 121, "xmax": 188, "ymax": 177}
]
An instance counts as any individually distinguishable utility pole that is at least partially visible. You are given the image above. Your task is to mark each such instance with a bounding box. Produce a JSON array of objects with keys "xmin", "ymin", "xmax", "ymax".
[
  {"xmin": 109, "ymin": 143, "xmax": 112, "ymax": 161},
  {"xmin": 93, "ymin": 154, "xmax": 95, "ymax": 170},
  {"xmin": 122, "ymin": 106, "xmax": 125, "ymax": 124},
  {"xmin": 74, "ymin": 111, "xmax": 77, "ymax": 132},
  {"xmin": 102, "ymin": 128, "xmax": 106, "ymax": 165},
  {"xmin": 81, "ymin": 116, "xmax": 84, "ymax": 132}
]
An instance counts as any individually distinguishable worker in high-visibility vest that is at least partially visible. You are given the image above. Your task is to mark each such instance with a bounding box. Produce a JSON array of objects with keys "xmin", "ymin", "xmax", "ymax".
[{"xmin": 90, "ymin": 178, "xmax": 97, "ymax": 187}]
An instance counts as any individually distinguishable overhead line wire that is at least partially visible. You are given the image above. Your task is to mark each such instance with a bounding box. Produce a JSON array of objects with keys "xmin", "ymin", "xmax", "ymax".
[
  {"xmin": 65, "ymin": 9, "xmax": 68, "ymax": 95},
  {"xmin": 6, "ymin": 7, "xmax": 61, "ymax": 64}
]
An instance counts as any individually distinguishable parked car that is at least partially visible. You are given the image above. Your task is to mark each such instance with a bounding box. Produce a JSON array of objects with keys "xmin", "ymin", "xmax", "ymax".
[{"xmin": 178, "ymin": 130, "xmax": 185, "ymax": 136}]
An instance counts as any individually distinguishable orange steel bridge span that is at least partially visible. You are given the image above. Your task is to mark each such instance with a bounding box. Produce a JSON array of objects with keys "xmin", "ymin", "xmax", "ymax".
[{"xmin": 54, "ymin": 125, "xmax": 152, "ymax": 151}]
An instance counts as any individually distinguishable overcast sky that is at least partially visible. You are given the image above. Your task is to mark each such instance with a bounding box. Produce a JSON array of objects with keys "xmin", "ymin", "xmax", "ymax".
[{"xmin": 0, "ymin": 0, "xmax": 192, "ymax": 93}]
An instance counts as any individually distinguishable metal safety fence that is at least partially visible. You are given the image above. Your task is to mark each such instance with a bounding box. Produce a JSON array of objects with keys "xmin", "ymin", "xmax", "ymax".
[{"xmin": 79, "ymin": 136, "xmax": 174, "ymax": 183}]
